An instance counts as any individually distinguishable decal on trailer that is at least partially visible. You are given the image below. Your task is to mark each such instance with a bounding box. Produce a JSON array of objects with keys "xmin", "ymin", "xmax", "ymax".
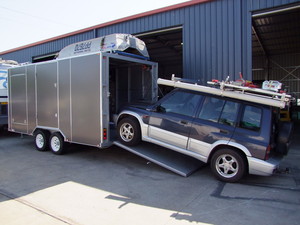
[
  {"xmin": 74, "ymin": 41, "xmax": 92, "ymax": 54},
  {"xmin": 0, "ymin": 70, "xmax": 8, "ymax": 89}
]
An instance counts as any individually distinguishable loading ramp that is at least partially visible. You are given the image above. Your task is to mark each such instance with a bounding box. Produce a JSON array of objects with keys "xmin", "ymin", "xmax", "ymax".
[{"xmin": 113, "ymin": 141, "xmax": 204, "ymax": 177}]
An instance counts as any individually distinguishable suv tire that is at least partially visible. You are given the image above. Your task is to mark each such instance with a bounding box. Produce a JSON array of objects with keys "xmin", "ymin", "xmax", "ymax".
[
  {"xmin": 211, "ymin": 148, "xmax": 246, "ymax": 182},
  {"xmin": 117, "ymin": 117, "xmax": 141, "ymax": 146}
]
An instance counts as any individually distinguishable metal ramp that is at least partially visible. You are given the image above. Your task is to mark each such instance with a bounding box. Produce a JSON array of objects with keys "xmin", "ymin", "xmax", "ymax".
[{"xmin": 113, "ymin": 141, "xmax": 204, "ymax": 177}]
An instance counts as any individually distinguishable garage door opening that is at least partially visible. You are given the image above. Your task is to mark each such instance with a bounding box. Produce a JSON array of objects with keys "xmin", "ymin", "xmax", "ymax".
[
  {"xmin": 136, "ymin": 26, "xmax": 183, "ymax": 80},
  {"xmin": 252, "ymin": 3, "xmax": 300, "ymax": 101},
  {"xmin": 32, "ymin": 52, "xmax": 58, "ymax": 63}
]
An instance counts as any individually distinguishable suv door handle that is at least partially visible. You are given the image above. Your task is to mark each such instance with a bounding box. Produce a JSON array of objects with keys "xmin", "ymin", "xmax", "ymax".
[
  {"xmin": 180, "ymin": 120, "xmax": 188, "ymax": 125},
  {"xmin": 220, "ymin": 129, "xmax": 228, "ymax": 134}
]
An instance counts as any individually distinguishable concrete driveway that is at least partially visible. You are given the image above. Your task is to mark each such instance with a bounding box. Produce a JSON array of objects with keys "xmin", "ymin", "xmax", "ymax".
[{"xmin": 0, "ymin": 125, "xmax": 300, "ymax": 225}]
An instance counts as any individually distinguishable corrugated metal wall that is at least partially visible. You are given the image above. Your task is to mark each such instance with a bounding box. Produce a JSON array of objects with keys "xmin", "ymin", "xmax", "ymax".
[
  {"xmin": 248, "ymin": 0, "xmax": 299, "ymax": 10},
  {"xmin": 1, "ymin": 0, "xmax": 299, "ymax": 83},
  {"xmin": 93, "ymin": 0, "xmax": 245, "ymax": 81}
]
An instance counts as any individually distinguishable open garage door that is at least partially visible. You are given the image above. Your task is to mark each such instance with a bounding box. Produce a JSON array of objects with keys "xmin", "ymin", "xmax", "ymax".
[
  {"xmin": 32, "ymin": 52, "xmax": 58, "ymax": 63},
  {"xmin": 252, "ymin": 3, "xmax": 300, "ymax": 102},
  {"xmin": 136, "ymin": 27, "xmax": 183, "ymax": 80}
]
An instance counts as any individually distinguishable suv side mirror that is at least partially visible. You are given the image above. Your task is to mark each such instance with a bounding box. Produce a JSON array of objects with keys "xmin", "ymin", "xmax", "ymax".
[
  {"xmin": 156, "ymin": 105, "xmax": 166, "ymax": 113},
  {"xmin": 150, "ymin": 105, "xmax": 166, "ymax": 113}
]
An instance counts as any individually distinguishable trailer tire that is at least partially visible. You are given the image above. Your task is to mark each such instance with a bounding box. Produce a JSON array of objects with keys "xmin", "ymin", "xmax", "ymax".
[
  {"xmin": 34, "ymin": 130, "xmax": 49, "ymax": 151},
  {"xmin": 210, "ymin": 148, "xmax": 246, "ymax": 183},
  {"xmin": 117, "ymin": 117, "xmax": 141, "ymax": 146},
  {"xmin": 49, "ymin": 132, "xmax": 65, "ymax": 155}
]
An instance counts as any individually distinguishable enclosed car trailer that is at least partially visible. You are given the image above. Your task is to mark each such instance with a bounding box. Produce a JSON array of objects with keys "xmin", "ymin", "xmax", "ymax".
[
  {"xmin": 8, "ymin": 34, "xmax": 157, "ymax": 149},
  {"xmin": 8, "ymin": 34, "xmax": 204, "ymax": 176}
]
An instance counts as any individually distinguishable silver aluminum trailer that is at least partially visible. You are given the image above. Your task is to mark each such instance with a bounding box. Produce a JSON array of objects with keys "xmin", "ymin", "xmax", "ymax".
[
  {"xmin": 8, "ymin": 34, "xmax": 158, "ymax": 151},
  {"xmin": 8, "ymin": 34, "xmax": 204, "ymax": 177}
]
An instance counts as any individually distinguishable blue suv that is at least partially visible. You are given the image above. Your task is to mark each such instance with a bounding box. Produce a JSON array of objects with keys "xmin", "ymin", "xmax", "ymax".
[{"xmin": 116, "ymin": 88, "xmax": 293, "ymax": 182}]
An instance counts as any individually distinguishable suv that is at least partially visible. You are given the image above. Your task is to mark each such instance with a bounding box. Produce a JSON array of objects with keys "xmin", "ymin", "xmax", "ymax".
[{"xmin": 116, "ymin": 88, "xmax": 293, "ymax": 182}]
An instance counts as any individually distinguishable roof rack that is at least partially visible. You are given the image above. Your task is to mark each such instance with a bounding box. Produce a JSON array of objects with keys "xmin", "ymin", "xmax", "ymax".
[{"xmin": 157, "ymin": 75, "xmax": 292, "ymax": 109}]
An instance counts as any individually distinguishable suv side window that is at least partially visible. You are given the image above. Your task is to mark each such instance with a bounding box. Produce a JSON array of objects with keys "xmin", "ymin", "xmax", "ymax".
[
  {"xmin": 198, "ymin": 97, "xmax": 224, "ymax": 122},
  {"xmin": 219, "ymin": 101, "xmax": 240, "ymax": 126},
  {"xmin": 240, "ymin": 105, "xmax": 262, "ymax": 131},
  {"xmin": 159, "ymin": 91, "xmax": 202, "ymax": 117},
  {"xmin": 198, "ymin": 96, "xmax": 239, "ymax": 126}
]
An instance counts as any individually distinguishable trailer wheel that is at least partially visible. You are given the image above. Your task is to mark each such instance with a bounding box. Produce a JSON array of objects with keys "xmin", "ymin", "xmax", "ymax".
[
  {"xmin": 210, "ymin": 148, "xmax": 246, "ymax": 182},
  {"xmin": 34, "ymin": 130, "xmax": 49, "ymax": 151},
  {"xmin": 117, "ymin": 117, "xmax": 141, "ymax": 146},
  {"xmin": 49, "ymin": 132, "xmax": 65, "ymax": 155}
]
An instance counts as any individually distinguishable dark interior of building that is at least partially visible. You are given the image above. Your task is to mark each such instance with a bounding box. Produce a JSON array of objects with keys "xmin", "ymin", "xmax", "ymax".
[
  {"xmin": 137, "ymin": 27, "xmax": 183, "ymax": 79},
  {"xmin": 252, "ymin": 4, "xmax": 300, "ymax": 98}
]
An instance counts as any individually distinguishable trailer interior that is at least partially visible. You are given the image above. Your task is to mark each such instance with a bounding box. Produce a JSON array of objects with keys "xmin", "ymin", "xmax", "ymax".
[{"xmin": 109, "ymin": 57, "xmax": 157, "ymax": 119}]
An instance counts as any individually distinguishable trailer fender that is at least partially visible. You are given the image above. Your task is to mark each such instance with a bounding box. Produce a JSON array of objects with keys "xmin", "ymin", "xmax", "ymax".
[{"xmin": 32, "ymin": 127, "xmax": 67, "ymax": 141}]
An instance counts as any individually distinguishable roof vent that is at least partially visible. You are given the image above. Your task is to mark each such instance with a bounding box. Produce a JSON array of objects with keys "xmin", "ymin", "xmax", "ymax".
[{"xmin": 57, "ymin": 33, "xmax": 149, "ymax": 59}]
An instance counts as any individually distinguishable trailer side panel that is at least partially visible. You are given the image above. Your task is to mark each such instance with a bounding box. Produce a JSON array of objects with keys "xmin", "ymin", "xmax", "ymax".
[
  {"xmin": 36, "ymin": 62, "xmax": 58, "ymax": 128},
  {"xmin": 70, "ymin": 54, "xmax": 101, "ymax": 145},
  {"xmin": 27, "ymin": 65, "xmax": 37, "ymax": 134},
  {"xmin": 58, "ymin": 59, "xmax": 71, "ymax": 140},
  {"xmin": 10, "ymin": 71, "xmax": 27, "ymax": 133}
]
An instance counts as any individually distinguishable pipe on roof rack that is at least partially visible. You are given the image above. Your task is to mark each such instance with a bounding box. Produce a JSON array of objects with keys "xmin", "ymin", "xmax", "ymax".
[{"xmin": 157, "ymin": 77, "xmax": 291, "ymax": 109}]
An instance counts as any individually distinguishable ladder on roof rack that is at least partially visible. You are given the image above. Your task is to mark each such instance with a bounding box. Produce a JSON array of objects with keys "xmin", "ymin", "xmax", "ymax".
[{"xmin": 157, "ymin": 75, "xmax": 292, "ymax": 109}]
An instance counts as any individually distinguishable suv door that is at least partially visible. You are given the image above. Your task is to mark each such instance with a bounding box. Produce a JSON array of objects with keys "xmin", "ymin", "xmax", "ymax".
[
  {"xmin": 230, "ymin": 104, "xmax": 269, "ymax": 160},
  {"xmin": 148, "ymin": 90, "xmax": 202, "ymax": 149},
  {"xmin": 188, "ymin": 96, "xmax": 240, "ymax": 158}
]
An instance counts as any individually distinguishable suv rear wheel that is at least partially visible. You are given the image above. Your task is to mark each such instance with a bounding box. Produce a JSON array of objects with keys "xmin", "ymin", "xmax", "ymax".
[{"xmin": 211, "ymin": 148, "xmax": 246, "ymax": 182}]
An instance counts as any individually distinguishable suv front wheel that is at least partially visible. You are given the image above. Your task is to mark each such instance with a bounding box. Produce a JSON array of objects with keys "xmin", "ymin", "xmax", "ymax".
[
  {"xmin": 211, "ymin": 148, "xmax": 246, "ymax": 182},
  {"xmin": 117, "ymin": 117, "xmax": 141, "ymax": 146}
]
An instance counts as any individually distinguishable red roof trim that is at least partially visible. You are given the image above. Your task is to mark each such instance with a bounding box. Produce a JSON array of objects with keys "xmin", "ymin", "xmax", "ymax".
[{"xmin": 0, "ymin": 0, "xmax": 212, "ymax": 55}]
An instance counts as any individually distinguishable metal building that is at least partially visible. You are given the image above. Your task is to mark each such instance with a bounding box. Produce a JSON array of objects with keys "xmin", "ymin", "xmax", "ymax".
[{"xmin": 1, "ymin": 0, "xmax": 300, "ymax": 97}]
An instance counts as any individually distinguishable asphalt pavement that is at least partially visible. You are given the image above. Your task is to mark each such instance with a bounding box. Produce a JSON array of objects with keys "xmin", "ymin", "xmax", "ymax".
[{"xmin": 0, "ymin": 124, "xmax": 300, "ymax": 225}]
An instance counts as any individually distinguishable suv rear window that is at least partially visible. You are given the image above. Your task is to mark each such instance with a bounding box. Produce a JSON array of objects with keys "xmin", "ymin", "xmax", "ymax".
[{"xmin": 240, "ymin": 105, "xmax": 262, "ymax": 131}]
